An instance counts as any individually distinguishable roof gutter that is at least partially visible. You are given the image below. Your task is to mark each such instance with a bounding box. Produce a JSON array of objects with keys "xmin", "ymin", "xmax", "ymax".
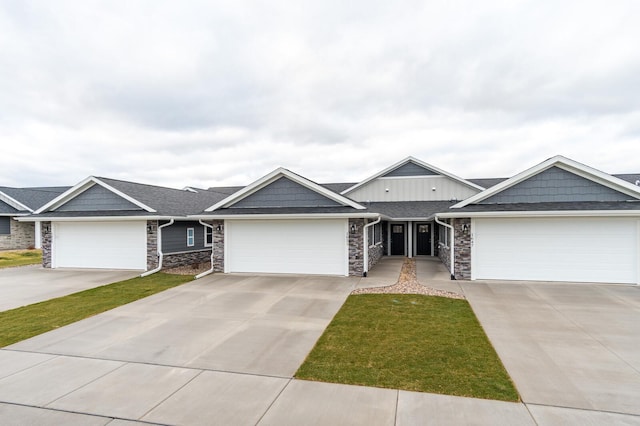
[
  {"xmin": 434, "ymin": 215, "xmax": 455, "ymax": 280},
  {"xmin": 188, "ymin": 213, "xmax": 380, "ymax": 220},
  {"xmin": 140, "ymin": 219, "xmax": 174, "ymax": 277},
  {"xmin": 195, "ymin": 220, "xmax": 215, "ymax": 279},
  {"xmin": 362, "ymin": 215, "xmax": 381, "ymax": 277},
  {"xmin": 437, "ymin": 210, "xmax": 640, "ymax": 219},
  {"xmin": 15, "ymin": 216, "xmax": 175, "ymax": 222}
]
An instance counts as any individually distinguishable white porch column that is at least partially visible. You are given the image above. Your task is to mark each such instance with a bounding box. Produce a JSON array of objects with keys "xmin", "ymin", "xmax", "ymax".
[{"xmin": 407, "ymin": 221, "xmax": 413, "ymax": 258}]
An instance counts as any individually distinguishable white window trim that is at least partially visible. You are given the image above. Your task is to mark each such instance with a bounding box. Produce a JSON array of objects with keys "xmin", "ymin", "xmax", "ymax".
[
  {"xmin": 204, "ymin": 226, "xmax": 213, "ymax": 247},
  {"xmin": 187, "ymin": 227, "xmax": 195, "ymax": 247},
  {"xmin": 368, "ymin": 222, "xmax": 383, "ymax": 248},
  {"xmin": 438, "ymin": 223, "xmax": 449, "ymax": 249}
]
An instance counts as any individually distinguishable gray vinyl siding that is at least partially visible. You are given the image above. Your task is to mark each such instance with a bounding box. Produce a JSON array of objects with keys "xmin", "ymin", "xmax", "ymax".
[
  {"xmin": 383, "ymin": 162, "xmax": 438, "ymax": 177},
  {"xmin": 0, "ymin": 216, "xmax": 10, "ymax": 234},
  {"xmin": 231, "ymin": 177, "xmax": 341, "ymax": 208},
  {"xmin": 57, "ymin": 184, "xmax": 142, "ymax": 211},
  {"xmin": 162, "ymin": 221, "xmax": 209, "ymax": 253},
  {"xmin": 480, "ymin": 167, "xmax": 632, "ymax": 204}
]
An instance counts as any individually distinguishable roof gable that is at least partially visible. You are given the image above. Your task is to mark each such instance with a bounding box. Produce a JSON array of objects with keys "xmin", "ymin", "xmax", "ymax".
[
  {"xmin": 230, "ymin": 176, "xmax": 342, "ymax": 208},
  {"xmin": 36, "ymin": 177, "xmax": 156, "ymax": 214},
  {"xmin": 342, "ymin": 157, "xmax": 483, "ymax": 195},
  {"xmin": 0, "ymin": 199, "xmax": 21, "ymax": 215},
  {"xmin": 453, "ymin": 156, "xmax": 640, "ymax": 208},
  {"xmin": 55, "ymin": 184, "xmax": 142, "ymax": 212},
  {"xmin": 0, "ymin": 189, "xmax": 31, "ymax": 213},
  {"xmin": 205, "ymin": 168, "xmax": 366, "ymax": 211}
]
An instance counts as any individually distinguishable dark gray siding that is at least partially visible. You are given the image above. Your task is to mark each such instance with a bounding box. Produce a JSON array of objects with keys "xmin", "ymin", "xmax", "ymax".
[
  {"xmin": 162, "ymin": 221, "xmax": 209, "ymax": 253},
  {"xmin": 0, "ymin": 216, "xmax": 10, "ymax": 234},
  {"xmin": 57, "ymin": 184, "xmax": 142, "ymax": 211},
  {"xmin": 231, "ymin": 177, "xmax": 341, "ymax": 208},
  {"xmin": 383, "ymin": 162, "xmax": 438, "ymax": 177},
  {"xmin": 480, "ymin": 167, "xmax": 632, "ymax": 204}
]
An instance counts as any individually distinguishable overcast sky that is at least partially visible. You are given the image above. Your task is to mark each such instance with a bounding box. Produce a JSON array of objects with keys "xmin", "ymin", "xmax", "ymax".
[{"xmin": 1, "ymin": 1, "xmax": 639, "ymax": 189}]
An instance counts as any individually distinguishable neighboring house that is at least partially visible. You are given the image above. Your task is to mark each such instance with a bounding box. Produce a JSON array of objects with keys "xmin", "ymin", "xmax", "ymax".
[
  {"xmin": 0, "ymin": 186, "xmax": 69, "ymax": 250},
  {"xmin": 18, "ymin": 156, "xmax": 640, "ymax": 285}
]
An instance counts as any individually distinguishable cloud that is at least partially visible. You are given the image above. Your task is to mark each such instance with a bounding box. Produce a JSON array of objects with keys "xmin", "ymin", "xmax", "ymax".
[{"xmin": 0, "ymin": 0, "xmax": 639, "ymax": 189}]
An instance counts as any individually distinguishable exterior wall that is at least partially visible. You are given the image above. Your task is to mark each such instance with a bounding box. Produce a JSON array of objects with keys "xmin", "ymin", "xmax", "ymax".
[
  {"xmin": 57, "ymin": 184, "xmax": 141, "ymax": 211},
  {"xmin": 383, "ymin": 162, "xmax": 437, "ymax": 177},
  {"xmin": 368, "ymin": 243, "xmax": 384, "ymax": 271},
  {"xmin": 0, "ymin": 219, "xmax": 35, "ymax": 250},
  {"xmin": 42, "ymin": 222, "xmax": 52, "ymax": 268},
  {"xmin": 480, "ymin": 166, "xmax": 630, "ymax": 204},
  {"xmin": 231, "ymin": 177, "xmax": 340, "ymax": 208},
  {"xmin": 346, "ymin": 176, "xmax": 480, "ymax": 202},
  {"xmin": 162, "ymin": 221, "xmax": 208, "ymax": 253},
  {"xmin": 453, "ymin": 218, "xmax": 472, "ymax": 280},
  {"xmin": 146, "ymin": 220, "xmax": 158, "ymax": 270},
  {"xmin": 211, "ymin": 220, "xmax": 224, "ymax": 272},
  {"xmin": 349, "ymin": 218, "xmax": 364, "ymax": 276},
  {"xmin": 163, "ymin": 249, "xmax": 211, "ymax": 269}
]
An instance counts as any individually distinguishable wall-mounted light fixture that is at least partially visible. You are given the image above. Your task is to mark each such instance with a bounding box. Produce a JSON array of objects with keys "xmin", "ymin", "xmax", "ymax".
[
  {"xmin": 350, "ymin": 223, "xmax": 357, "ymax": 234},
  {"xmin": 147, "ymin": 224, "xmax": 154, "ymax": 234},
  {"xmin": 462, "ymin": 223, "xmax": 469, "ymax": 232},
  {"xmin": 432, "ymin": 187, "xmax": 436, "ymax": 191},
  {"xmin": 216, "ymin": 224, "xmax": 223, "ymax": 232}
]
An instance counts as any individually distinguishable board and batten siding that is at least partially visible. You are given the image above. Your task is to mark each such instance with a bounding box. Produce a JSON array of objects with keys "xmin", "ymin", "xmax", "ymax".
[
  {"xmin": 346, "ymin": 176, "xmax": 480, "ymax": 202},
  {"xmin": 162, "ymin": 221, "xmax": 209, "ymax": 254}
]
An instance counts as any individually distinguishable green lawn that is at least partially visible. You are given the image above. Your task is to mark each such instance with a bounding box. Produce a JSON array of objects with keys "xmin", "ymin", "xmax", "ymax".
[
  {"xmin": 296, "ymin": 294, "xmax": 519, "ymax": 402},
  {"xmin": 0, "ymin": 249, "xmax": 42, "ymax": 268},
  {"xmin": 0, "ymin": 273, "xmax": 192, "ymax": 348}
]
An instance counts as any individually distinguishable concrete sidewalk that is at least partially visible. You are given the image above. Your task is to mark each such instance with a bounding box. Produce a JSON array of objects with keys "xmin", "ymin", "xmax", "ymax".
[{"xmin": 1, "ymin": 350, "xmax": 638, "ymax": 425}]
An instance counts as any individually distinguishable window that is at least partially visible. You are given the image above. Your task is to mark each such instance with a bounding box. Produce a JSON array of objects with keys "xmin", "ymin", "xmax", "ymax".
[
  {"xmin": 204, "ymin": 226, "xmax": 213, "ymax": 246},
  {"xmin": 186, "ymin": 228, "xmax": 195, "ymax": 247},
  {"xmin": 367, "ymin": 222, "xmax": 382, "ymax": 247},
  {"xmin": 0, "ymin": 217, "xmax": 10, "ymax": 235},
  {"xmin": 438, "ymin": 223, "xmax": 449, "ymax": 247}
]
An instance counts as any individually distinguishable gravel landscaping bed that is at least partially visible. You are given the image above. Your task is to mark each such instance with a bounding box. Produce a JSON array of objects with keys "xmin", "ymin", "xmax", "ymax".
[
  {"xmin": 353, "ymin": 258, "xmax": 465, "ymax": 299},
  {"xmin": 163, "ymin": 262, "xmax": 211, "ymax": 276}
]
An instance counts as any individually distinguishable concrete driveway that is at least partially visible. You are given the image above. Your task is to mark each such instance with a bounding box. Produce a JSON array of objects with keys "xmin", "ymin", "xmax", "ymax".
[
  {"xmin": 0, "ymin": 266, "xmax": 139, "ymax": 312},
  {"xmin": 462, "ymin": 281, "xmax": 640, "ymax": 417}
]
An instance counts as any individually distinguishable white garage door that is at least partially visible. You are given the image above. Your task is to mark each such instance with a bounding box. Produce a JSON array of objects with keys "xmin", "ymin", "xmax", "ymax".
[
  {"xmin": 226, "ymin": 219, "xmax": 348, "ymax": 276},
  {"xmin": 53, "ymin": 221, "xmax": 147, "ymax": 270},
  {"xmin": 473, "ymin": 217, "xmax": 639, "ymax": 284}
]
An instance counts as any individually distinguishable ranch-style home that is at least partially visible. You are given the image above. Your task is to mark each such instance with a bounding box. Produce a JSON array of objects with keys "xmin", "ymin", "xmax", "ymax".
[{"xmin": 17, "ymin": 155, "xmax": 640, "ymax": 285}]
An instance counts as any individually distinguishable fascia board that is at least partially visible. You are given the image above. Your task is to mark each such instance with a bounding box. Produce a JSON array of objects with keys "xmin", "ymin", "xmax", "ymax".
[
  {"xmin": 437, "ymin": 210, "xmax": 640, "ymax": 219},
  {"xmin": 0, "ymin": 190, "xmax": 33, "ymax": 212},
  {"xmin": 342, "ymin": 156, "xmax": 483, "ymax": 195},
  {"xmin": 16, "ymin": 215, "xmax": 175, "ymax": 222},
  {"xmin": 453, "ymin": 155, "xmax": 640, "ymax": 209},
  {"xmin": 205, "ymin": 168, "xmax": 365, "ymax": 211},
  {"xmin": 35, "ymin": 177, "xmax": 156, "ymax": 214},
  {"xmin": 189, "ymin": 213, "xmax": 380, "ymax": 220}
]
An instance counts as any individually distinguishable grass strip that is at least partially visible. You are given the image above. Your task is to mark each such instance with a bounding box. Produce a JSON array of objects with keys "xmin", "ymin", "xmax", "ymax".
[
  {"xmin": 0, "ymin": 273, "xmax": 192, "ymax": 347},
  {"xmin": 296, "ymin": 294, "xmax": 519, "ymax": 402},
  {"xmin": 0, "ymin": 250, "xmax": 42, "ymax": 269}
]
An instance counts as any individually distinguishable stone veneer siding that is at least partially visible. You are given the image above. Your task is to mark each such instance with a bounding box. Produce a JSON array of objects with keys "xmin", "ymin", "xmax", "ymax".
[
  {"xmin": 146, "ymin": 220, "xmax": 158, "ymax": 270},
  {"xmin": 163, "ymin": 249, "xmax": 212, "ymax": 268},
  {"xmin": 349, "ymin": 218, "xmax": 364, "ymax": 276},
  {"xmin": 367, "ymin": 243, "xmax": 384, "ymax": 271},
  {"xmin": 453, "ymin": 218, "xmax": 471, "ymax": 280},
  {"xmin": 211, "ymin": 220, "xmax": 224, "ymax": 272},
  {"xmin": 41, "ymin": 222, "xmax": 52, "ymax": 268},
  {"xmin": 0, "ymin": 219, "xmax": 35, "ymax": 250}
]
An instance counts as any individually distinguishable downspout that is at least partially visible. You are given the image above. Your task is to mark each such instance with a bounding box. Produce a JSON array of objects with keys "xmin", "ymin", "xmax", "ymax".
[
  {"xmin": 435, "ymin": 216, "xmax": 455, "ymax": 280},
  {"xmin": 362, "ymin": 215, "xmax": 381, "ymax": 277},
  {"xmin": 140, "ymin": 219, "xmax": 174, "ymax": 277},
  {"xmin": 195, "ymin": 220, "xmax": 215, "ymax": 279}
]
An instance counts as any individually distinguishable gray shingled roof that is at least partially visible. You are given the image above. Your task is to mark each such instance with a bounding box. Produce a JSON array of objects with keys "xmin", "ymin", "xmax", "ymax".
[
  {"xmin": 466, "ymin": 178, "xmax": 507, "ymax": 189},
  {"xmin": 0, "ymin": 186, "xmax": 70, "ymax": 211},
  {"xmin": 97, "ymin": 177, "xmax": 235, "ymax": 216},
  {"xmin": 0, "ymin": 199, "xmax": 21, "ymax": 215},
  {"xmin": 204, "ymin": 206, "xmax": 369, "ymax": 216},
  {"xmin": 614, "ymin": 174, "xmax": 640, "ymax": 185},
  {"xmin": 33, "ymin": 210, "xmax": 156, "ymax": 218},
  {"xmin": 366, "ymin": 201, "xmax": 456, "ymax": 219},
  {"xmin": 321, "ymin": 182, "xmax": 358, "ymax": 193},
  {"xmin": 451, "ymin": 201, "xmax": 640, "ymax": 212}
]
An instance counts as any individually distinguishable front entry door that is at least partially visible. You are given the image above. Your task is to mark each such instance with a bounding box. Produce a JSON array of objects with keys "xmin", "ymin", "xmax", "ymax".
[
  {"xmin": 390, "ymin": 224, "xmax": 405, "ymax": 255},
  {"xmin": 416, "ymin": 223, "xmax": 431, "ymax": 255}
]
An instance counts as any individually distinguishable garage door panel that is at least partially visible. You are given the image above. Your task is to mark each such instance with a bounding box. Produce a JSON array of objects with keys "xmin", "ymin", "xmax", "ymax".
[
  {"xmin": 473, "ymin": 218, "xmax": 638, "ymax": 284},
  {"xmin": 54, "ymin": 221, "xmax": 146, "ymax": 270},
  {"xmin": 227, "ymin": 220, "xmax": 347, "ymax": 276}
]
